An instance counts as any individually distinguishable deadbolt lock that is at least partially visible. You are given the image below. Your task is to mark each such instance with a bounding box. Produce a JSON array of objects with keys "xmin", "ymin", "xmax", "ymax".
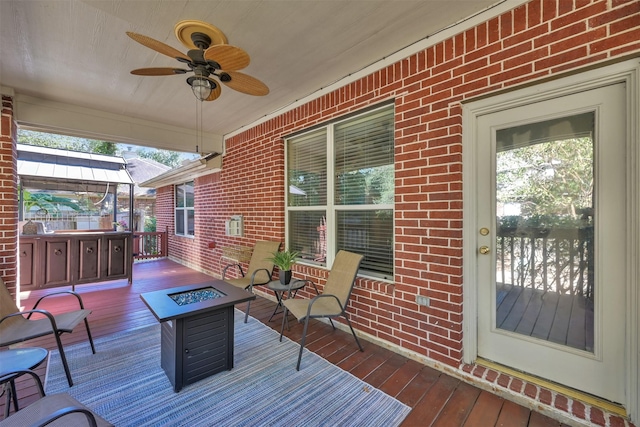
[
  {"xmin": 479, "ymin": 227, "xmax": 490, "ymax": 236},
  {"xmin": 479, "ymin": 246, "xmax": 490, "ymax": 255}
]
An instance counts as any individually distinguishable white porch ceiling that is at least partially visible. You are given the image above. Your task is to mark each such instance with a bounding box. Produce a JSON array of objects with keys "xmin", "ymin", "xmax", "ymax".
[{"xmin": 0, "ymin": 0, "xmax": 511, "ymax": 154}]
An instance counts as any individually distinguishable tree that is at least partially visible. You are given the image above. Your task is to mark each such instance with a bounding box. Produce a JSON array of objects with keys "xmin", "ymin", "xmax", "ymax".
[
  {"xmin": 88, "ymin": 140, "xmax": 118, "ymax": 156},
  {"xmin": 18, "ymin": 130, "xmax": 117, "ymax": 155},
  {"xmin": 136, "ymin": 148, "xmax": 183, "ymax": 168},
  {"xmin": 19, "ymin": 130, "xmax": 88, "ymax": 151},
  {"xmin": 18, "ymin": 130, "xmax": 196, "ymax": 168},
  {"xmin": 496, "ymin": 136, "xmax": 593, "ymax": 227}
]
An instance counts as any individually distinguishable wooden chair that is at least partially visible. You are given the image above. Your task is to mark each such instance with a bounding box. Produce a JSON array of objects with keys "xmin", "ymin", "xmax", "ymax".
[
  {"xmin": 222, "ymin": 240, "xmax": 281, "ymax": 322},
  {"xmin": 0, "ymin": 279, "xmax": 95, "ymax": 387},
  {"xmin": 279, "ymin": 250, "xmax": 364, "ymax": 370},
  {"xmin": 0, "ymin": 369, "xmax": 112, "ymax": 426}
]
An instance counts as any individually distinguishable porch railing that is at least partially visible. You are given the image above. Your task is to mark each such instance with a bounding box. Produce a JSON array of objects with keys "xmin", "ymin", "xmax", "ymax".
[
  {"xmin": 133, "ymin": 230, "xmax": 168, "ymax": 260},
  {"xmin": 496, "ymin": 226, "xmax": 594, "ymax": 298}
]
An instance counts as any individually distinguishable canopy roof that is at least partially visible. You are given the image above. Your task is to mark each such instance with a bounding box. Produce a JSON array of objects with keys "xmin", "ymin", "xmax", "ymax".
[{"xmin": 17, "ymin": 144, "xmax": 134, "ymax": 192}]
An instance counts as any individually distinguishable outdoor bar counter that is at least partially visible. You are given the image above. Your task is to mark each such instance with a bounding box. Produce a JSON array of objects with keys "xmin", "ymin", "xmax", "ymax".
[{"xmin": 19, "ymin": 231, "xmax": 133, "ymax": 290}]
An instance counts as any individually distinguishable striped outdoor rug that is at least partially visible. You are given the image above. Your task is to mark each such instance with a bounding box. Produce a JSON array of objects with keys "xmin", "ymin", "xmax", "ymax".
[{"xmin": 45, "ymin": 310, "xmax": 411, "ymax": 426}]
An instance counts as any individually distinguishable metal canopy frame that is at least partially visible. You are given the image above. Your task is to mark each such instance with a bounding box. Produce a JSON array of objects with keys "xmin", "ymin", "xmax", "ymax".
[{"xmin": 16, "ymin": 144, "xmax": 135, "ymax": 229}]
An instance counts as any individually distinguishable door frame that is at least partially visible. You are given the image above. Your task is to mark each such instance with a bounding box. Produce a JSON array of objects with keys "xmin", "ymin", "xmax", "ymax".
[{"xmin": 461, "ymin": 59, "xmax": 639, "ymax": 420}]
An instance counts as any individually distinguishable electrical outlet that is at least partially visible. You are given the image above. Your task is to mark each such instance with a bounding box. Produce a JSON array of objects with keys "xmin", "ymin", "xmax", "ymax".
[{"xmin": 416, "ymin": 295, "xmax": 430, "ymax": 307}]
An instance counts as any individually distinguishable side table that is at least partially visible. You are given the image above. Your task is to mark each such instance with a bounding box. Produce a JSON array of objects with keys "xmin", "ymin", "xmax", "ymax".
[
  {"xmin": 267, "ymin": 279, "xmax": 306, "ymax": 322},
  {"xmin": 0, "ymin": 347, "xmax": 48, "ymax": 418}
]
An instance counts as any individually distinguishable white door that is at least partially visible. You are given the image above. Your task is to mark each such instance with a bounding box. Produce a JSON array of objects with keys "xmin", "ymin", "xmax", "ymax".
[{"xmin": 475, "ymin": 83, "xmax": 626, "ymax": 403}]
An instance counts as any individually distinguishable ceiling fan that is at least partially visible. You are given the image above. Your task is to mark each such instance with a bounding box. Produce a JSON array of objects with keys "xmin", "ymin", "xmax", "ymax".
[{"xmin": 127, "ymin": 20, "xmax": 269, "ymax": 101}]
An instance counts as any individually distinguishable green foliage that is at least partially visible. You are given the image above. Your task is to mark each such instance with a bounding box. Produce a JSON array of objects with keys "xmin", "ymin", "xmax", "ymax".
[
  {"xmin": 496, "ymin": 137, "xmax": 593, "ymax": 221},
  {"xmin": 137, "ymin": 148, "xmax": 183, "ymax": 168},
  {"xmin": 365, "ymin": 164, "xmax": 394, "ymax": 204},
  {"xmin": 89, "ymin": 141, "xmax": 117, "ymax": 155},
  {"xmin": 335, "ymin": 166, "xmax": 394, "ymax": 205},
  {"xmin": 499, "ymin": 214, "xmax": 589, "ymax": 230},
  {"xmin": 18, "ymin": 130, "xmax": 116, "ymax": 155},
  {"xmin": 23, "ymin": 191, "xmax": 82, "ymax": 214},
  {"xmin": 265, "ymin": 250, "xmax": 299, "ymax": 271},
  {"xmin": 288, "ymin": 169, "xmax": 324, "ymax": 206},
  {"xmin": 19, "ymin": 130, "xmax": 197, "ymax": 169},
  {"xmin": 144, "ymin": 217, "xmax": 157, "ymax": 232},
  {"xmin": 289, "ymin": 165, "xmax": 394, "ymax": 207}
]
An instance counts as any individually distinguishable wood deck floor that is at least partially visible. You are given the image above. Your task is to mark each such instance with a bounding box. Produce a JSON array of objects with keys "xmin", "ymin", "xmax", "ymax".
[
  {"xmin": 2, "ymin": 259, "xmax": 568, "ymax": 426},
  {"xmin": 496, "ymin": 283, "xmax": 594, "ymax": 352}
]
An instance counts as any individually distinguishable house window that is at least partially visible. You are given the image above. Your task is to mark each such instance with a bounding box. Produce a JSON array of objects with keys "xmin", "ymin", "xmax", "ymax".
[
  {"xmin": 286, "ymin": 105, "xmax": 394, "ymax": 279},
  {"xmin": 175, "ymin": 181, "xmax": 194, "ymax": 237}
]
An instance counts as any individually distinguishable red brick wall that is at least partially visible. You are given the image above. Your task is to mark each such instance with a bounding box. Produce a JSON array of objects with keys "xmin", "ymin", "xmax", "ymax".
[
  {"xmin": 0, "ymin": 95, "xmax": 18, "ymax": 292},
  {"xmin": 161, "ymin": 0, "xmax": 639, "ymax": 368}
]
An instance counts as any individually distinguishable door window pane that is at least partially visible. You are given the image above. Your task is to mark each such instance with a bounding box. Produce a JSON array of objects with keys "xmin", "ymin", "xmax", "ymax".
[{"xmin": 495, "ymin": 112, "xmax": 594, "ymax": 352}]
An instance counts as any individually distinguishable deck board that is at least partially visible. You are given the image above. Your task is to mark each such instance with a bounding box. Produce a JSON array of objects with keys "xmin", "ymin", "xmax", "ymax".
[
  {"xmin": 2, "ymin": 259, "xmax": 568, "ymax": 426},
  {"xmin": 463, "ymin": 391, "xmax": 505, "ymax": 427},
  {"xmin": 497, "ymin": 283, "xmax": 593, "ymax": 352}
]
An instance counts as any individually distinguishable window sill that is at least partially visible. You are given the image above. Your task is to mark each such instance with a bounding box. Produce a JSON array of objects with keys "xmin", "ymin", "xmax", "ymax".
[{"xmin": 295, "ymin": 261, "xmax": 395, "ymax": 295}]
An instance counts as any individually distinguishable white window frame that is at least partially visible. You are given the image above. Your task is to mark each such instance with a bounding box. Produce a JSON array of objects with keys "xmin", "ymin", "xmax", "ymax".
[
  {"xmin": 174, "ymin": 181, "xmax": 194, "ymax": 237},
  {"xmin": 285, "ymin": 104, "xmax": 395, "ymax": 280}
]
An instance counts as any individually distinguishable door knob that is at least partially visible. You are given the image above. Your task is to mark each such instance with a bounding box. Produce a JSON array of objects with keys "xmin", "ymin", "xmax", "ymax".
[{"xmin": 479, "ymin": 246, "xmax": 490, "ymax": 255}]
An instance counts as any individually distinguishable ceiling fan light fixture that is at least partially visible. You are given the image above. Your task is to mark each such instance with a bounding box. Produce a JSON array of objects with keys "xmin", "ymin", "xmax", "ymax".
[
  {"xmin": 187, "ymin": 76, "xmax": 213, "ymax": 101},
  {"xmin": 128, "ymin": 21, "xmax": 269, "ymax": 101}
]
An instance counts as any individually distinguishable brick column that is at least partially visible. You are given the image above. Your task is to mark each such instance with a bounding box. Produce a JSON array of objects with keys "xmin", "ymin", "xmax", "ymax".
[{"xmin": 0, "ymin": 95, "xmax": 18, "ymax": 291}]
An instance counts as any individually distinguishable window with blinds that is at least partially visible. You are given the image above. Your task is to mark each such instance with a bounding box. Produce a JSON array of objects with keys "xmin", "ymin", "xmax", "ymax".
[
  {"xmin": 286, "ymin": 104, "xmax": 394, "ymax": 279},
  {"xmin": 335, "ymin": 107, "xmax": 395, "ymax": 205},
  {"xmin": 288, "ymin": 129, "xmax": 327, "ymax": 207},
  {"xmin": 175, "ymin": 181, "xmax": 194, "ymax": 237}
]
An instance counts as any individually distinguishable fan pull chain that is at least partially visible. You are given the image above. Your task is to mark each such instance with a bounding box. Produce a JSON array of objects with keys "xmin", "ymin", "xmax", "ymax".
[{"xmin": 195, "ymin": 97, "xmax": 204, "ymax": 153}]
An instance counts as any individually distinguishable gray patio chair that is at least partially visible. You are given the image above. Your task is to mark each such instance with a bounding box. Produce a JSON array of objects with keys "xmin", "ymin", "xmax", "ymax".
[
  {"xmin": 222, "ymin": 240, "xmax": 281, "ymax": 323},
  {"xmin": 0, "ymin": 369, "xmax": 112, "ymax": 427},
  {"xmin": 0, "ymin": 279, "xmax": 95, "ymax": 387},
  {"xmin": 279, "ymin": 250, "xmax": 364, "ymax": 370}
]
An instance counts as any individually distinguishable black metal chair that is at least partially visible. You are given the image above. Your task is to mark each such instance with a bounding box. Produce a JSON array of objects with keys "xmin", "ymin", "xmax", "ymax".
[
  {"xmin": 222, "ymin": 240, "xmax": 281, "ymax": 323},
  {"xmin": 0, "ymin": 279, "xmax": 96, "ymax": 387},
  {"xmin": 279, "ymin": 250, "xmax": 364, "ymax": 370},
  {"xmin": 0, "ymin": 369, "xmax": 112, "ymax": 426}
]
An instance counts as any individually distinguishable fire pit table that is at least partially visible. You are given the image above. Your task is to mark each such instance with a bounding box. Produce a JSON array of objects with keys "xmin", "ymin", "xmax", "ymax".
[{"xmin": 140, "ymin": 280, "xmax": 256, "ymax": 392}]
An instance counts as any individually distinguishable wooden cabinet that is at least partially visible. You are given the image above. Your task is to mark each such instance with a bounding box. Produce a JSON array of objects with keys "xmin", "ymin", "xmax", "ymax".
[
  {"xmin": 104, "ymin": 234, "xmax": 129, "ymax": 278},
  {"xmin": 18, "ymin": 240, "xmax": 36, "ymax": 288},
  {"xmin": 77, "ymin": 236, "xmax": 101, "ymax": 284},
  {"xmin": 43, "ymin": 238, "xmax": 72, "ymax": 287},
  {"xmin": 19, "ymin": 232, "xmax": 132, "ymax": 290}
]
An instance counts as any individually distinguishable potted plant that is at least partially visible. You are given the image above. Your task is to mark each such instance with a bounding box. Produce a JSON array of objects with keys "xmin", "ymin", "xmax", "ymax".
[
  {"xmin": 266, "ymin": 249, "xmax": 299, "ymax": 285},
  {"xmin": 113, "ymin": 220, "xmax": 127, "ymax": 232}
]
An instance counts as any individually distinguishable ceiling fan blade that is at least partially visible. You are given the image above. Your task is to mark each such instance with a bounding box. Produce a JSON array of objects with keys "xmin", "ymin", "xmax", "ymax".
[
  {"xmin": 126, "ymin": 31, "xmax": 190, "ymax": 61},
  {"xmin": 204, "ymin": 45, "xmax": 250, "ymax": 71},
  {"xmin": 205, "ymin": 78, "xmax": 222, "ymax": 101},
  {"xmin": 220, "ymin": 71, "xmax": 269, "ymax": 96},
  {"xmin": 130, "ymin": 68, "xmax": 188, "ymax": 76}
]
